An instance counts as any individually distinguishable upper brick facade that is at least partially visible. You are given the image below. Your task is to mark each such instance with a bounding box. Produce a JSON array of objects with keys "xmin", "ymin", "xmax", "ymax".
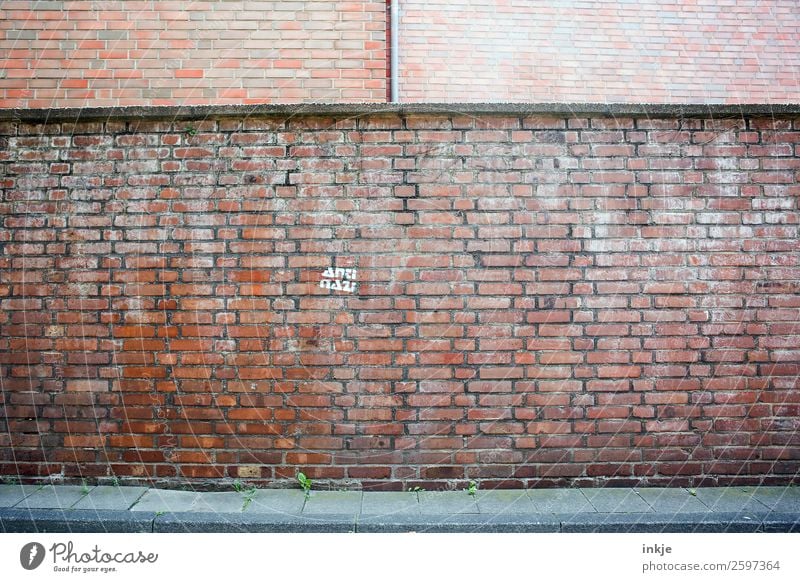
[
  {"xmin": 0, "ymin": 1, "xmax": 386, "ymax": 108},
  {"xmin": 398, "ymin": 0, "xmax": 800, "ymax": 104},
  {"xmin": 3, "ymin": 1, "xmax": 800, "ymax": 108}
]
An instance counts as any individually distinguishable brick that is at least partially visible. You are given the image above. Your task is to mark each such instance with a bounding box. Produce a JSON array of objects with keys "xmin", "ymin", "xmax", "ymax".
[{"xmin": 65, "ymin": 380, "xmax": 109, "ymax": 392}]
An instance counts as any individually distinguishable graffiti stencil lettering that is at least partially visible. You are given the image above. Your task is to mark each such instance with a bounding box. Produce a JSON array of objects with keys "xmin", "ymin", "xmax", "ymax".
[{"xmin": 320, "ymin": 267, "xmax": 357, "ymax": 293}]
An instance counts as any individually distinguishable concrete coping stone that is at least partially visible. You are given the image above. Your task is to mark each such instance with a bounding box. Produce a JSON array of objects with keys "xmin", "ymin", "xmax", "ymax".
[{"xmin": 2, "ymin": 102, "xmax": 800, "ymax": 124}]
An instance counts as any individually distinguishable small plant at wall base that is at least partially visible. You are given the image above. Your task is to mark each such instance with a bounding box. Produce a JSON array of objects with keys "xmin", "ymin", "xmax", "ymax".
[
  {"xmin": 297, "ymin": 472, "xmax": 312, "ymax": 497},
  {"xmin": 243, "ymin": 488, "xmax": 257, "ymax": 509},
  {"xmin": 467, "ymin": 481, "xmax": 478, "ymax": 496},
  {"xmin": 232, "ymin": 479, "xmax": 258, "ymax": 509}
]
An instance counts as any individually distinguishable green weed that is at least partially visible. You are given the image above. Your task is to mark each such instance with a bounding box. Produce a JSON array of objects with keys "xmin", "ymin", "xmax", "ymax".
[{"xmin": 297, "ymin": 472, "xmax": 312, "ymax": 497}]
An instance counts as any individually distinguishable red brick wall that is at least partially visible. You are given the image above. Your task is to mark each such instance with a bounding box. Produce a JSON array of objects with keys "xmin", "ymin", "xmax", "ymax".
[
  {"xmin": 1, "ymin": 111, "xmax": 799, "ymax": 489},
  {"xmin": 398, "ymin": 0, "xmax": 800, "ymax": 103},
  {"xmin": 0, "ymin": 1, "xmax": 386, "ymax": 108}
]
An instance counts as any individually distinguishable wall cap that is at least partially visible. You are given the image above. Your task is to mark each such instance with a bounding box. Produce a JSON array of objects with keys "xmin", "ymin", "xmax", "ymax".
[{"xmin": 2, "ymin": 102, "xmax": 800, "ymax": 123}]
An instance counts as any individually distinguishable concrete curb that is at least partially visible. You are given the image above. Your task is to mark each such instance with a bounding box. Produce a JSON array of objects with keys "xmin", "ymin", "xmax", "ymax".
[
  {"xmin": 0, "ymin": 508, "xmax": 155, "ymax": 533},
  {"xmin": 356, "ymin": 513, "xmax": 561, "ymax": 533},
  {"xmin": 153, "ymin": 511, "xmax": 357, "ymax": 533},
  {"xmin": 559, "ymin": 512, "xmax": 765, "ymax": 533},
  {"xmin": 2, "ymin": 507, "xmax": 798, "ymax": 533}
]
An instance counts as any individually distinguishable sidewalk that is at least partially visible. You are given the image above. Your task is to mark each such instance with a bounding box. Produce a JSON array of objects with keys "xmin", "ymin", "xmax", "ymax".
[{"xmin": 1, "ymin": 484, "xmax": 798, "ymax": 533}]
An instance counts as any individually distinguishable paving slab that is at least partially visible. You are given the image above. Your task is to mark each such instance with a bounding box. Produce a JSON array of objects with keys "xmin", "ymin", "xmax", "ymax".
[
  {"xmin": 748, "ymin": 486, "xmax": 800, "ymax": 513},
  {"xmin": 418, "ymin": 491, "xmax": 479, "ymax": 514},
  {"xmin": 190, "ymin": 491, "xmax": 247, "ymax": 513},
  {"xmin": 634, "ymin": 488, "xmax": 710, "ymax": 513},
  {"xmin": 14, "ymin": 485, "xmax": 91, "ymax": 509},
  {"xmin": 302, "ymin": 490, "xmax": 362, "ymax": 515},
  {"xmin": 361, "ymin": 491, "xmax": 420, "ymax": 517},
  {"xmin": 581, "ymin": 488, "xmax": 653, "ymax": 513},
  {"xmin": 0, "ymin": 484, "xmax": 40, "ymax": 508},
  {"xmin": 475, "ymin": 489, "xmax": 538, "ymax": 514},
  {"xmin": 129, "ymin": 489, "xmax": 199, "ymax": 513},
  {"xmin": 243, "ymin": 489, "xmax": 306, "ymax": 515},
  {"xmin": 71, "ymin": 486, "xmax": 148, "ymax": 511},
  {"xmin": 690, "ymin": 487, "xmax": 771, "ymax": 513},
  {"xmin": 528, "ymin": 488, "xmax": 594, "ymax": 513},
  {"xmin": 2, "ymin": 484, "xmax": 796, "ymax": 533}
]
